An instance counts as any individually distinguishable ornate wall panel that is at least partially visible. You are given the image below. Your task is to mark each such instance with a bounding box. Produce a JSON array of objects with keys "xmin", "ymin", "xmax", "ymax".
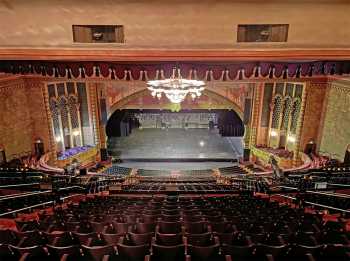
[
  {"xmin": 0, "ymin": 76, "xmax": 51, "ymax": 160},
  {"xmin": 320, "ymin": 80, "xmax": 350, "ymax": 160}
]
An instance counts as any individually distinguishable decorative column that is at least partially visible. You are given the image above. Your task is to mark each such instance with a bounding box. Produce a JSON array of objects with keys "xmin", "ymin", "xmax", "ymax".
[
  {"xmin": 247, "ymin": 83, "xmax": 262, "ymax": 149},
  {"xmin": 41, "ymin": 82, "xmax": 58, "ymax": 164},
  {"xmin": 88, "ymin": 82, "xmax": 101, "ymax": 160},
  {"xmin": 293, "ymin": 82, "xmax": 308, "ymax": 166}
]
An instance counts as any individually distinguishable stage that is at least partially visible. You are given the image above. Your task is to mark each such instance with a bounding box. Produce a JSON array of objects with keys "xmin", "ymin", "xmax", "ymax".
[{"xmin": 108, "ymin": 128, "xmax": 242, "ymax": 159}]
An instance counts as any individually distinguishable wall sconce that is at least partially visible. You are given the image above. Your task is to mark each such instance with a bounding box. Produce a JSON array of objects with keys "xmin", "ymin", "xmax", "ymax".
[
  {"xmin": 55, "ymin": 136, "xmax": 61, "ymax": 142},
  {"xmin": 270, "ymin": 130, "xmax": 278, "ymax": 137},
  {"xmin": 287, "ymin": 135, "xmax": 296, "ymax": 143},
  {"xmin": 73, "ymin": 130, "xmax": 80, "ymax": 137}
]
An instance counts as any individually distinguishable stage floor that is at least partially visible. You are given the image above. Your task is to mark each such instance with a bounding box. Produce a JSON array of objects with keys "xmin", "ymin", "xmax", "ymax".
[
  {"xmin": 108, "ymin": 128, "xmax": 242, "ymax": 160},
  {"xmin": 117, "ymin": 162, "xmax": 237, "ymax": 171}
]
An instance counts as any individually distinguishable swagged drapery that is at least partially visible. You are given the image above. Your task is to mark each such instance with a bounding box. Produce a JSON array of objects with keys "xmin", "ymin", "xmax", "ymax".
[{"xmin": 1, "ymin": 61, "xmax": 350, "ymax": 80}]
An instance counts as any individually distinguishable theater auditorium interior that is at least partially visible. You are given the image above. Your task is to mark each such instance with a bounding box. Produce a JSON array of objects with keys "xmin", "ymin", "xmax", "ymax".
[{"xmin": 0, "ymin": 0, "xmax": 350, "ymax": 260}]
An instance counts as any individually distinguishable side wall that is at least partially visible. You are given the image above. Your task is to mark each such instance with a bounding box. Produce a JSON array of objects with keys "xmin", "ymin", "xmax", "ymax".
[
  {"xmin": 319, "ymin": 79, "xmax": 350, "ymax": 161},
  {"xmin": 299, "ymin": 80, "xmax": 327, "ymax": 152},
  {"xmin": 0, "ymin": 76, "xmax": 51, "ymax": 160}
]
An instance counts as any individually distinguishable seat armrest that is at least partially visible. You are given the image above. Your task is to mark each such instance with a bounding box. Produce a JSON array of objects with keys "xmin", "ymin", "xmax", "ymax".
[
  {"xmin": 118, "ymin": 236, "xmax": 126, "ymax": 244},
  {"xmin": 206, "ymin": 225, "xmax": 212, "ymax": 233},
  {"xmin": 265, "ymin": 254, "xmax": 274, "ymax": 261},
  {"xmin": 225, "ymin": 255, "xmax": 232, "ymax": 261},
  {"xmin": 17, "ymin": 236, "xmax": 27, "ymax": 247},
  {"xmin": 127, "ymin": 225, "xmax": 133, "ymax": 233},
  {"xmin": 144, "ymin": 254, "xmax": 151, "ymax": 261},
  {"xmin": 183, "ymin": 236, "xmax": 188, "ymax": 245},
  {"xmin": 305, "ymin": 253, "xmax": 316, "ymax": 261},
  {"xmin": 19, "ymin": 252, "xmax": 30, "ymax": 261},
  {"xmin": 60, "ymin": 253, "xmax": 69, "ymax": 261},
  {"xmin": 102, "ymin": 254, "xmax": 110, "ymax": 261},
  {"xmin": 214, "ymin": 236, "xmax": 220, "ymax": 245},
  {"xmin": 185, "ymin": 254, "xmax": 191, "ymax": 261}
]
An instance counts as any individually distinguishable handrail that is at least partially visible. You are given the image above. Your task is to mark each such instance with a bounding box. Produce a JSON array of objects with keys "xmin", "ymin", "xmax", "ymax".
[
  {"xmin": 306, "ymin": 190, "xmax": 350, "ymax": 199},
  {"xmin": 277, "ymin": 186, "xmax": 299, "ymax": 190},
  {"xmin": 0, "ymin": 201, "xmax": 54, "ymax": 217},
  {"xmin": 272, "ymin": 193, "xmax": 350, "ymax": 213},
  {"xmin": 0, "ymin": 183, "xmax": 40, "ymax": 189},
  {"xmin": 61, "ymin": 193, "xmax": 83, "ymax": 201},
  {"xmin": 304, "ymin": 201, "xmax": 350, "ymax": 213},
  {"xmin": 273, "ymin": 194, "xmax": 296, "ymax": 200},
  {"xmin": 57, "ymin": 186, "xmax": 85, "ymax": 191},
  {"xmin": 327, "ymin": 183, "xmax": 350, "ymax": 187},
  {"xmin": 0, "ymin": 190, "xmax": 51, "ymax": 201}
]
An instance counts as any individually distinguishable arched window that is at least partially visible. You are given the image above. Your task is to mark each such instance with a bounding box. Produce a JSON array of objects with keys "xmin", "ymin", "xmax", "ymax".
[
  {"xmin": 58, "ymin": 96, "xmax": 70, "ymax": 147},
  {"xmin": 49, "ymin": 98, "xmax": 61, "ymax": 138},
  {"xmin": 271, "ymin": 95, "xmax": 283, "ymax": 129},
  {"xmin": 290, "ymin": 98, "xmax": 301, "ymax": 134},
  {"xmin": 281, "ymin": 97, "xmax": 292, "ymax": 130},
  {"xmin": 68, "ymin": 96, "xmax": 79, "ymax": 129}
]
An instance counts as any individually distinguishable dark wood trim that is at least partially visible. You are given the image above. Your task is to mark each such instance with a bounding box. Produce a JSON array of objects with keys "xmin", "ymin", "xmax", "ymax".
[{"xmin": 1, "ymin": 48, "xmax": 350, "ymax": 61}]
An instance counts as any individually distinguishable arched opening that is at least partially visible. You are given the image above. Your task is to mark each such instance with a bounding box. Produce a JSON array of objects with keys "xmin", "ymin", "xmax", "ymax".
[{"xmin": 105, "ymin": 88, "xmax": 245, "ymax": 169}]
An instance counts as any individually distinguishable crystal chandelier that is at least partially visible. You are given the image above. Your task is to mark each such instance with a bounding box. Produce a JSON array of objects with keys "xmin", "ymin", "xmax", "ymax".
[{"xmin": 147, "ymin": 68, "xmax": 205, "ymax": 104}]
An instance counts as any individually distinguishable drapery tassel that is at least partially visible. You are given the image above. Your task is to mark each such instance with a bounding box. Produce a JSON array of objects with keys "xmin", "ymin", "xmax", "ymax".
[
  {"xmin": 29, "ymin": 64, "xmax": 34, "ymax": 74},
  {"xmin": 308, "ymin": 64, "xmax": 314, "ymax": 77},
  {"xmin": 282, "ymin": 66, "xmax": 288, "ymax": 79},
  {"xmin": 268, "ymin": 66, "xmax": 274, "ymax": 79},
  {"xmin": 321, "ymin": 63, "xmax": 326, "ymax": 75},
  {"xmin": 41, "ymin": 66, "xmax": 46, "ymax": 76},
  {"xmin": 95, "ymin": 65, "xmax": 100, "ymax": 77},
  {"xmin": 330, "ymin": 64, "xmax": 336, "ymax": 75},
  {"xmin": 254, "ymin": 64, "xmax": 260, "ymax": 78},
  {"xmin": 66, "ymin": 67, "xmax": 72, "ymax": 79},
  {"xmin": 80, "ymin": 66, "xmax": 85, "ymax": 78},
  {"xmin": 295, "ymin": 65, "xmax": 301, "ymax": 78},
  {"xmin": 110, "ymin": 67, "xmax": 116, "ymax": 80},
  {"xmin": 54, "ymin": 66, "xmax": 59, "ymax": 78},
  {"xmin": 19, "ymin": 65, "xmax": 24, "ymax": 75},
  {"xmin": 238, "ymin": 69, "xmax": 243, "ymax": 80}
]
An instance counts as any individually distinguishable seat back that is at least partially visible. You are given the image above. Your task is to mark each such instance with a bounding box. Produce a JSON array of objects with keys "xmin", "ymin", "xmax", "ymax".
[
  {"xmin": 117, "ymin": 243, "xmax": 149, "ymax": 261},
  {"xmin": 128, "ymin": 232, "xmax": 153, "ymax": 245},
  {"xmin": 188, "ymin": 244, "xmax": 220, "ymax": 261},
  {"xmin": 158, "ymin": 221, "xmax": 182, "ymax": 234},
  {"xmin": 135, "ymin": 223, "xmax": 157, "ymax": 234},
  {"xmin": 156, "ymin": 232, "xmax": 183, "ymax": 246},
  {"xmin": 152, "ymin": 244, "xmax": 185, "ymax": 261},
  {"xmin": 82, "ymin": 245, "xmax": 116, "ymax": 261}
]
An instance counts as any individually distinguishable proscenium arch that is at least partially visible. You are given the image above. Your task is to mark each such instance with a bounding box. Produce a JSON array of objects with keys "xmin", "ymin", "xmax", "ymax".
[{"xmin": 108, "ymin": 89, "xmax": 244, "ymax": 121}]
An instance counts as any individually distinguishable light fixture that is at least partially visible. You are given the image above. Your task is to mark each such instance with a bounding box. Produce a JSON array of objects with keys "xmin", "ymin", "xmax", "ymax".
[
  {"xmin": 73, "ymin": 130, "xmax": 80, "ymax": 137},
  {"xmin": 270, "ymin": 130, "xmax": 278, "ymax": 137},
  {"xmin": 55, "ymin": 136, "xmax": 61, "ymax": 142},
  {"xmin": 287, "ymin": 135, "xmax": 296, "ymax": 143},
  {"xmin": 147, "ymin": 67, "xmax": 205, "ymax": 104},
  {"xmin": 199, "ymin": 141, "xmax": 205, "ymax": 147}
]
